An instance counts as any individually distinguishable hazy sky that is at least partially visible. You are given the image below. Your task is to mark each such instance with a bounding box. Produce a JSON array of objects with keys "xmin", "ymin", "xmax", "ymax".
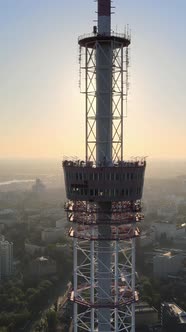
[{"xmin": 0, "ymin": 0, "xmax": 186, "ymax": 159}]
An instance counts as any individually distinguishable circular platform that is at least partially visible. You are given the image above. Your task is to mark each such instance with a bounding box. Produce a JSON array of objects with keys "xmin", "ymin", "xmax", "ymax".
[
  {"xmin": 69, "ymin": 284, "xmax": 138, "ymax": 308},
  {"xmin": 78, "ymin": 32, "xmax": 130, "ymax": 48}
]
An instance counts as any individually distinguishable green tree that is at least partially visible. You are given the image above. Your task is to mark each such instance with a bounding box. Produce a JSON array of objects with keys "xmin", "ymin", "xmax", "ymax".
[
  {"xmin": 46, "ymin": 309, "xmax": 57, "ymax": 330},
  {"xmin": 143, "ymin": 280, "xmax": 153, "ymax": 297}
]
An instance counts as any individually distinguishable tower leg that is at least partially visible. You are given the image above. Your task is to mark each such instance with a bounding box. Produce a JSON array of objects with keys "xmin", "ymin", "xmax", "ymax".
[
  {"xmin": 131, "ymin": 238, "xmax": 136, "ymax": 332},
  {"xmin": 97, "ymin": 203, "xmax": 112, "ymax": 332}
]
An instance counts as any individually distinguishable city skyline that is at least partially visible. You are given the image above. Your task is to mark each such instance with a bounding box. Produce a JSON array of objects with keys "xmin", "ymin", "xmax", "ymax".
[{"xmin": 0, "ymin": 0, "xmax": 186, "ymax": 159}]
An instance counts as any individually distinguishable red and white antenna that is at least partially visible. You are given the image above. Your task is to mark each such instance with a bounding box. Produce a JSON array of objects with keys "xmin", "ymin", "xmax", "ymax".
[{"xmin": 98, "ymin": 0, "xmax": 111, "ymax": 34}]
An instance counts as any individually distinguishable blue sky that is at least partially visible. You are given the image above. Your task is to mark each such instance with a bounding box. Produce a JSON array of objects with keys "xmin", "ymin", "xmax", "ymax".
[{"xmin": 0, "ymin": 0, "xmax": 186, "ymax": 159}]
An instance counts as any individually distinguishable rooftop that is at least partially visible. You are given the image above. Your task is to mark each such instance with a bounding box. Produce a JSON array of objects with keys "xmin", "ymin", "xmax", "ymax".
[{"xmin": 163, "ymin": 303, "xmax": 186, "ymax": 324}]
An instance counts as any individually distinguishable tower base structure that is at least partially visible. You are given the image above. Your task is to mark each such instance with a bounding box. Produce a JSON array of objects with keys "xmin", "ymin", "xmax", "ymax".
[{"xmin": 63, "ymin": 159, "xmax": 146, "ymax": 331}]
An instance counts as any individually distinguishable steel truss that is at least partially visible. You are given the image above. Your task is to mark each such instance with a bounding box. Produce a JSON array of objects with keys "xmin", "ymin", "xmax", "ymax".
[
  {"xmin": 65, "ymin": 201, "xmax": 141, "ymax": 331},
  {"xmin": 79, "ymin": 40, "xmax": 129, "ymax": 163},
  {"xmin": 71, "ymin": 235, "xmax": 137, "ymax": 332}
]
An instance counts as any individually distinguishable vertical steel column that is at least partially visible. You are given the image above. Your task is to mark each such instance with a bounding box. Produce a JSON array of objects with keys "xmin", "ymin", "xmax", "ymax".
[
  {"xmin": 90, "ymin": 227, "xmax": 95, "ymax": 331},
  {"xmin": 114, "ymin": 240, "xmax": 119, "ymax": 332},
  {"xmin": 121, "ymin": 46, "xmax": 124, "ymax": 161},
  {"xmin": 96, "ymin": 41, "xmax": 112, "ymax": 163},
  {"xmin": 96, "ymin": 2, "xmax": 113, "ymax": 331},
  {"xmin": 131, "ymin": 237, "xmax": 136, "ymax": 332},
  {"xmin": 73, "ymin": 238, "xmax": 78, "ymax": 332},
  {"xmin": 97, "ymin": 204, "xmax": 112, "ymax": 332}
]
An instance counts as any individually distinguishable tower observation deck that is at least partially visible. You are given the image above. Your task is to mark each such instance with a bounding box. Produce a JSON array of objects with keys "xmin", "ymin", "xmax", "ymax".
[{"xmin": 63, "ymin": 1, "xmax": 146, "ymax": 331}]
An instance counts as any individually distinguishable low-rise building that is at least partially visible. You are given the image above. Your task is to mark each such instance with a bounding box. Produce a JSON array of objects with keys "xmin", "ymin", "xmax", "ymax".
[
  {"xmin": 153, "ymin": 250, "xmax": 183, "ymax": 279},
  {"xmin": 152, "ymin": 221, "xmax": 175, "ymax": 240},
  {"xmin": 140, "ymin": 231, "xmax": 155, "ymax": 247},
  {"xmin": 41, "ymin": 227, "xmax": 65, "ymax": 244},
  {"xmin": 161, "ymin": 302, "xmax": 186, "ymax": 331},
  {"xmin": 0, "ymin": 209, "xmax": 18, "ymax": 226},
  {"xmin": 174, "ymin": 236, "xmax": 186, "ymax": 246},
  {"xmin": 25, "ymin": 242, "xmax": 45, "ymax": 256},
  {"xmin": 135, "ymin": 302, "xmax": 158, "ymax": 328},
  {"xmin": 151, "ymin": 221, "xmax": 186, "ymax": 242},
  {"xmin": 28, "ymin": 256, "xmax": 56, "ymax": 278}
]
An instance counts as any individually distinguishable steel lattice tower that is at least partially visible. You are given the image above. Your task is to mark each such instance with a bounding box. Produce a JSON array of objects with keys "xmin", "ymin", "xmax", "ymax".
[{"xmin": 63, "ymin": 1, "xmax": 146, "ymax": 331}]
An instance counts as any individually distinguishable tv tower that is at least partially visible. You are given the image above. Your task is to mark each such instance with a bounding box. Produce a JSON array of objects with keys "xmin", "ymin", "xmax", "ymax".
[{"xmin": 63, "ymin": 1, "xmax": 146, "ymax": 331}]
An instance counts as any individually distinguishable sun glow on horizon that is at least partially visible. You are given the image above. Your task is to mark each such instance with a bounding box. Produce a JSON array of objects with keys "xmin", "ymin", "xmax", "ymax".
[{"xmin": 0, "ymin": 0, "xmax": 186, "ymax": 159}]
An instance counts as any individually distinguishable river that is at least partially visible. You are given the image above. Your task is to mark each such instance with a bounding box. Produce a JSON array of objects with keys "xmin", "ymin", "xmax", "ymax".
[{"xmin": 0, "ymin": 179, "xmax": 34, "ymax": 186}]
